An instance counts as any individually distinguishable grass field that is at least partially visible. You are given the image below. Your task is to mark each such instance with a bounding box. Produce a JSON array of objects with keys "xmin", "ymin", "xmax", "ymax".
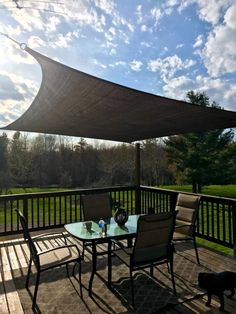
[
  {"xmin": 160, "ymin": 184, "xmax": 236, "ymax": 199},
  {"xmin": 2, "ymin": 187, "xmax": 72, "ymax": 195},
  {"xmin": 3, "ymin": 184, "xmax": 236, "ymax": 198}
]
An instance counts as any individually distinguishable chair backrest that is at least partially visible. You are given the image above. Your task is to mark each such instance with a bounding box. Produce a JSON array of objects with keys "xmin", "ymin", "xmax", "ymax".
[
  {"xmin": 175, "ymin": 193, "xmax": 201, "ymax": 225},
  {"xmin": 132, "ymin": 211, "xmax": 177, "ymax": 265},
  {"xmin": 82, "ymin": 193, "xmax": 112, "ymax": 221},
  {"xmin": 15, "ymin": 209, "xmax": 39, "ymax": 268}
]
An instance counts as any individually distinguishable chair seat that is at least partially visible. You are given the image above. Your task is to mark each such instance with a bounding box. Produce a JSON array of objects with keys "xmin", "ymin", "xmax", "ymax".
[
  {"xmin": 173, "ymin": 231, "xmax": 193, "ymax": 241},
  {"xmin": 114, "ymin": 247, "xmax": 133, "ymax": 267},
  {"xmin": 39, "ymin": 246, "xmax": 79, "ymax": 270}
]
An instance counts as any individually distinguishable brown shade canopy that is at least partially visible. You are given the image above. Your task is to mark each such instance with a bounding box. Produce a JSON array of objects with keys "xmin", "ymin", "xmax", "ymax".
[{"xmin": 2, "ymin": 46, "xmax": 236, "ymax": 142}]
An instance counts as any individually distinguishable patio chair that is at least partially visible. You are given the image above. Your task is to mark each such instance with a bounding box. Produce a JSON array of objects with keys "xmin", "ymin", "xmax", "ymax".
[
  {"xmin": 82, "ymin": 193, "xmax": 112, "ymax": 221},
  {"xmin": 173, "ymin": 193, "xmax": 201, "ymax": 264},
  {"xmin": 81, "ymin": 193, "xmax": 112, "ymax": 257},
  {"xmin": 15, "ymin": 209, "xmax": 83, "ymax": 309},
  {"xmin": 108, "ymin": 211, "xmax": 177, "ymax": 309}
]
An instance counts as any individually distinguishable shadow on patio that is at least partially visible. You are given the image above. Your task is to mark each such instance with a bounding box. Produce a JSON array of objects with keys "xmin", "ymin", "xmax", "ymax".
[{"xmin": 1, "ymin": 233, "xmax": 236, "ymax": 313}]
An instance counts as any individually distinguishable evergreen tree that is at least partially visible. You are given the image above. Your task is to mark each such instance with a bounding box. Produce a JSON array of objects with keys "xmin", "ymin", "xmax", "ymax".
[{"xmin": 164, "ymin": 91, "xmax": 235, "ymax": 193}]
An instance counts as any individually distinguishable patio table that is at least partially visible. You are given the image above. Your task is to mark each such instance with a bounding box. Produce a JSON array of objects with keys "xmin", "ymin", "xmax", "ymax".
[{"xmin": 64, "ymin": 214, "xmax": 139, "ymax": 296}]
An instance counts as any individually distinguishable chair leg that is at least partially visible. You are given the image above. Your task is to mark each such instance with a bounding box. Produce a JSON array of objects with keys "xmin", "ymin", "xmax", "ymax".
[
  {"xmin": 108, "ymin": 241, "xmax": 112, "ymax": 288},
  {"xmin": 78, "ymin": 261, "xmax": 83, "ymax": 299},
  {"xmin": 81, "ymin": 243, "xmax": 85, "ymax": 259},
  {"xmin": 72, "ymin": 261, "xmax": 83, "ymax": 299},
  {"xmin": 66, "ymin": 264, "xmax": 70, "ymax": 277},
  {"xmin": 169, "ymin": 256, "xmax": 176, "ymax": 296},
  {"xmin": 130, "ymin": 269, "xmax": 135, "ymax": 309},
  {"xmin": 166, "ymin": 262, "xmax": 170, "ymax": 273},
  {"xmin": 32, "ymin": 271, "xmax": 40, "ymax": 309},
  {"xmin": 26, "ymin": 258, "xmax": 32, "ymax": 288},
  {"xmin": 193, "ymin": 238, "xmax": 200, "ymax": 264},
  {"xmin": 150, "ymin": 264, "xmax": 154, "ymax": 277},
  {"xmin": 72, "ymin": 262, "xmax": 77, "ymax": 277}
]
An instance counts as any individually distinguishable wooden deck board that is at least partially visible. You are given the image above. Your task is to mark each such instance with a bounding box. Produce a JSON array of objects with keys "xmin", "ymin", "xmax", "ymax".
[
  {"xmin": 0, "ymin": 268, "xmax": 9, "ymax": 314},
  {"xmin": 0, "ymin": 245, "xmax": 24, "ymax": 314},
  {"xmin": 1, "ymin": 232, "xmax": 236, "ymax": 313}
]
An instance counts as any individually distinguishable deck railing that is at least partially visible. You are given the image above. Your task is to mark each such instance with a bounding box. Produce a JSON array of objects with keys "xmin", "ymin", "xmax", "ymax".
[
  {"xmin": 140, "ymin": 186, "xmax": 236, "ymax": 249},
  {"xmin": 0, "ymin": 186, "xmax": 236, "ymax": 252},
  {"xmin": 0, "ymin": 186, "xmax": 136, "ymax": 236}
]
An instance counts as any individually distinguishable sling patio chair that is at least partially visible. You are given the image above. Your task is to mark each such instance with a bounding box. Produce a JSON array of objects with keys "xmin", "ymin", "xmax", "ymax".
[
  {"xmin": 82, "ymin": 192, "xmax": 112, "ymax": 221},
  {"xmin": 81, "ymin": 193, "xmax": 113, "ymax": 257},
  {"xmin": 108, "ymin": 211, "xmax": 177, "ymax": 309},
  {"xmin": 172, "ymin": 193, "xmax": 201, "ymax": 264},
  {"xmin": 15, "ymin": 209, "xmax": 83, "ymax": 309}
]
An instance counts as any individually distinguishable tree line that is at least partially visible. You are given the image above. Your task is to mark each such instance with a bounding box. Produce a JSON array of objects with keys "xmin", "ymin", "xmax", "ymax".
[{"xmin": 0, "ymin": 91, "xmax": 235, "ymax": 193}]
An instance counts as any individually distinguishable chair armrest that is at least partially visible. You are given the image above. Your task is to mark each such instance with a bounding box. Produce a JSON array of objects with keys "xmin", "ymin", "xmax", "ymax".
[
  {"xmin": 32, "ymin": 231, "xmax": 67, "ymax": 244},
  {"xmin": 175, "ymin": 223, "xmax": 193, "ymax": 229},
  {"xmin": 37, "ymin": 244, "xmax": 81, "ymax": 258}
]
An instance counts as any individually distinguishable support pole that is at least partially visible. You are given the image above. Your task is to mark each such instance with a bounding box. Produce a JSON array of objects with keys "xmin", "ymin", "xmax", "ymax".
[
  {"xmin": 135, "ymin": 143, "xmax": 141, "ymax": 214},
  {"xmin": 232, "ymin": 202, "xmax": 236, "ymax": 259}
]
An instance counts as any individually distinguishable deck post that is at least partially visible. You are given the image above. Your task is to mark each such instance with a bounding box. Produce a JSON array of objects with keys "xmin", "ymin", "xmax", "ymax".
[
  {"xmin": 232, "ymin": 202, "xmax": 236, "ymax": 258},
  {"xmin": 135, "ymin": 143, "xmax": 141, "ymax": 214}
]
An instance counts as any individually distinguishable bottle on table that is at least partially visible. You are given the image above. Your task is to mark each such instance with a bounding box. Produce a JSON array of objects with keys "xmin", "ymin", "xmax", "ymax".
[{"xmin": 98, "ymin": 218, "xmax": 106, "ymax": 236}]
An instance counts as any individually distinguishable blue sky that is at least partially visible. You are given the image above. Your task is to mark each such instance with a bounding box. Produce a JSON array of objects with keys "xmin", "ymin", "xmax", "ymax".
[{"xmin": 0, "ymin": 0, "xmax": 236, "ymax": 140}]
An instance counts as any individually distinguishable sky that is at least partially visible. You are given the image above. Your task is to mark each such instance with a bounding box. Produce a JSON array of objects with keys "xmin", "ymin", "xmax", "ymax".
[{"xmin": 0, "ymin": 0, "xmax": 236, "ymax": 142}]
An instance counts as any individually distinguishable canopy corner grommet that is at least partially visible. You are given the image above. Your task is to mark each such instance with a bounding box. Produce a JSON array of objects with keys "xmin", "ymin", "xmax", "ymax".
[{"xmin": 20, "ymin": 43, "xmax": 27, "ymax": 50}]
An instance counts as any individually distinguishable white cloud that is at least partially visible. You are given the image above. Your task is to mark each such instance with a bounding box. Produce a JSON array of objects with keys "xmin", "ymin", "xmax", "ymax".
[
  {"xmin": 130, "ymin": 60, "xmax": 143, "ymax": 72},
  {"xmin": 0, "ymin": 70, "xmax": 39, "ymax": 97},
  {"xmin": 147, "ymin": 55, "xmax": 196, "ymax": 81},
  {"xmin": 1, "ymin": 40, "xmax": 36, "ymax": 65},
  {"xmin": 166, "ymin": 0, "xmax": 179, "ymax": 6},
  {"xmin": 0, "ymin": 70, "xmax": 39, "ymax": 127},
  {"xmin": 140, "ymin": 24, "xmax": 152, "ymax": 32},
  {"xmin": 141, "ymin": 41, "xmax": 152, "ymax": 48},
  {"xmin": 28, "ymin": 36, "xmax": 46, "ymax": 49},
  {"xmin": 109, "ymin": 48, "xmax": 116, "ymax": 55},
  {"xmin": 105, "ymin": 27, "xmax": 116, "ymax": 41},
  {"xmin": 8, "ymin": 8, "xmax": 45, "ymax": 32},
  {"xmin": 178, "ymin": 0, "xmax": 232, "ymax": 25},
  {"xmin": 94, "ymin": 0, "xmax": 116, "ymax": 15},
  {"xmin": 0, "ymin": 24, "xmax": 22, "ymax": 37},
  {"xmin": 49, "ymin": 32, "xmax": 74, "ymax": 48},
  {"xmin": 176, "ymin": 43, "xmax": 184, "ymax": 49},
  {"xmin": 164, "ymin": 7, "xmax": 174, "ymax": 15},
  {"xmin": 151, "ymin": 7, "xmax": 162, "ymax": 26},
  {"xmin": 135, "ymin": 5, "xmax": 143, "ymax": 24},
  {"xmin": 195, "ymin": 75, "xmax": 236, "ymax": 109},
  {"xmin": 163, "ymin": 75, "xmax": 194, "ymax": 99},
  {"xmin": 196, "ymin": 0, "xmax": 230, "ymax": 25},
  {"xmin": 202, "ymin": 5, "xmax": 236, "ymax": 77},
  {"xmin": 45, "ymin": 16, "xmax": 61, "ymax": 33},
  {"xmin": 193, "ymin": 34, "xmax": 204, "ymax": 48},
  {"xmin": 92, "ymin": 59, "xmax": 107, "ymax": 69},
  {"xmin": 109, "ymin": 61, "xmax": 127, "ymax": 68},
  {"xmin": 162, "ymin": 74, "xmax": 236, "ymax": 110},
  {"xmin": 224, "ymin": 3, "xmax": 236, "ymax": 29}
]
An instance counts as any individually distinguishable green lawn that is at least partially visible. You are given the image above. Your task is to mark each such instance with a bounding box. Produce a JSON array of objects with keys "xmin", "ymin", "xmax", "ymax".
[
  {"xmin": 160, "ymin": 184, "xmax": 236, "ymax": 199},
  {"xmin": 3, "ymin": 185, "xmax": 236, "ymax": 199},
  {"xmin": 3, "ymin": 187, "xmax": 73, "ymax": 195}
]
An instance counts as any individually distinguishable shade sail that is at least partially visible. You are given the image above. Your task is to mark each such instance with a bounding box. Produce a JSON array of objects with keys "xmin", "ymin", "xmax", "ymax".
[{"xmin": 2, "ymin": 46, "xmax": 236, "ymax": 142}]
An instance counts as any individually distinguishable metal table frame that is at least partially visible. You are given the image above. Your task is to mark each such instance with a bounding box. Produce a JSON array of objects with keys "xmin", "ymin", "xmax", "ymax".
[{"xmin": 64, "ymin": 215, "xmax": 139, "ymax": 295}]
